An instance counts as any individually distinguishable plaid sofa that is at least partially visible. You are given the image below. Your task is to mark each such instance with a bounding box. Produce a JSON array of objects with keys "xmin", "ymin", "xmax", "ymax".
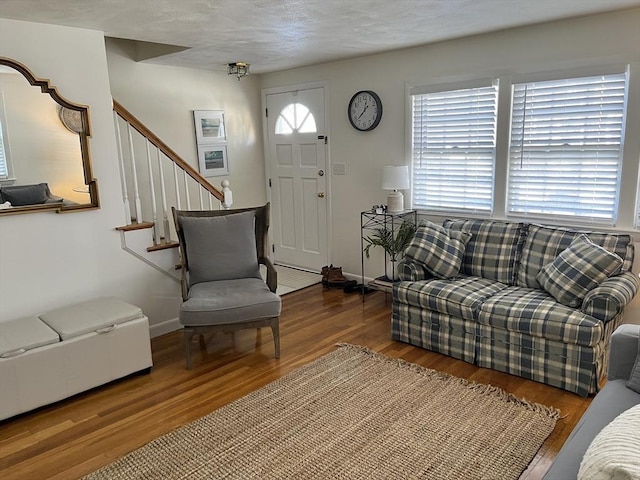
[{"xmin": 392, "ymin": 219, "xmax": 639, "ymax": 396}]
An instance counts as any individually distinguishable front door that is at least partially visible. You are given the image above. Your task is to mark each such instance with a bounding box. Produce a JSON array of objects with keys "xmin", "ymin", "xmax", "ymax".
[{"xmin": 265, "ymin": 87, "xmax": 328, "ymax": 271}]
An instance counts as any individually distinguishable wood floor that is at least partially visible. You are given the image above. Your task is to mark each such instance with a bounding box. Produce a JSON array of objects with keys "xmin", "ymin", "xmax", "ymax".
[{"xmin": 0, "ymin": 286, "xmax": 593, "ymax": 480}]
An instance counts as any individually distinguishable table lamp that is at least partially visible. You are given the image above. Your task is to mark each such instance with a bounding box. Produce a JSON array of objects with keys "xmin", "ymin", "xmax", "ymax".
[{"xmin": 382, "ymin": 165, "xmax": 409, "ymax": 212}]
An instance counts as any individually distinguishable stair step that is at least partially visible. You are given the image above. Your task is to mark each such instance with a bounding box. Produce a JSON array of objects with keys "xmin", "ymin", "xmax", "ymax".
[
  {"xmin": 115, "ymin": 222, "xmax": 154, "ymax": 232},
  {"xmin": 147, "ymin": 241, "xmax": 179, "ymax": 252}
]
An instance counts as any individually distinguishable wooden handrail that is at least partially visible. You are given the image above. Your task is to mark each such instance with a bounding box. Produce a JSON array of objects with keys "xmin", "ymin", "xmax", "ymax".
[{"xmin": 113, "ymin": 100, "xmax": 224, "ymax": 202}]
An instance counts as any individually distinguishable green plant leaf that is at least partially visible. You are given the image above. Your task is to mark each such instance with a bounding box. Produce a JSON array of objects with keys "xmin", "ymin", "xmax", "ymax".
[{"xmin": 363, "ymin": 220, "xmax": 417, "ymax": 260}]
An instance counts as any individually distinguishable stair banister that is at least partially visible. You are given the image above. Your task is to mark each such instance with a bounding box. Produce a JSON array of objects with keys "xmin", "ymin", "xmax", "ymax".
[{"xmin": 113, "ymin": 100, "xmax": 223, "ymax": 202}]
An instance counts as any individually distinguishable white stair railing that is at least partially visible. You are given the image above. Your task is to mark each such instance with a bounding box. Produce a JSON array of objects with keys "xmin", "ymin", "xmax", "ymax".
[{"xmin": 112, "ymin": 100, "xmax": 232, "ymax": 247}]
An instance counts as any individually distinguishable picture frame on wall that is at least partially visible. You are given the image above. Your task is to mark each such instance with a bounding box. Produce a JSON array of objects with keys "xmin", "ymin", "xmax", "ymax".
[
  {"xmin": 194, "ymin": 110, "xmax": 226, "ymax": 144},
  {"xmin": 197, "ymin": 145, "xmax": 229, "ymax": 177}
]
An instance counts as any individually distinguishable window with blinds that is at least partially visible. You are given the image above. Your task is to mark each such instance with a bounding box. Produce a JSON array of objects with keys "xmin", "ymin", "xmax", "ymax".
[
  {"xmin": 507, "ymin": 72, "xmax": 628, "ymax": 224},
  {"xmin": 411, "ymin": 82, "xmax": 498, "ymax": 213}
]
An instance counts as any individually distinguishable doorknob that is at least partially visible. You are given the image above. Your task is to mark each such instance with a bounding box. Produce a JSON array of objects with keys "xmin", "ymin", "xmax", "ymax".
[
  {"xmin": 317, "ymin": 192, "xmax": 325, "ymax": 198},
  {"xmin": 318, "ymin": 169, "xmax": 324, "ymax": 176}
]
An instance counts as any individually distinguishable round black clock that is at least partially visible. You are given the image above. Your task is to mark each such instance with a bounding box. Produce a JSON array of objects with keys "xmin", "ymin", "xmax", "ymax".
[{"xmin": 348, "ymin": 90, "xmax": 383, "ymax": 131}]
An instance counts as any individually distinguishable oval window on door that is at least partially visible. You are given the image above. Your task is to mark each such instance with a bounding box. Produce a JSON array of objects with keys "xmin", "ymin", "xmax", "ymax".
[{"xmin": 275, "ymin": 103, "xmax": 317, "ymax": 134}]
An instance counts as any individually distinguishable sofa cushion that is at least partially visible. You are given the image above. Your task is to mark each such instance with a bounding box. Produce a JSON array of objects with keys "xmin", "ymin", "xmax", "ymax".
[
  {"xmin": 444, "ymin": 219, "xmax": 526, "ymax": 285},
  {"xmin": 478, "ymin": 286, "xmax": 603, "ymax": 347},
  {"xmin": 536, "ymin": 235, "xmax": 623, "ymax": 308},
  {"xmin": 404, "ymin": 221, "xmax": 472, "ymax": 279},
  {"xmin": 517, "ymin": 224, "xmax": 632, "ymax": 289},
  {"xmin": 0, "ymin": 183, "xmax": 51, "ymax": 206},
  {"xmin": 394, "ymin": 276, "xmax": 507, "ymax": 321}
]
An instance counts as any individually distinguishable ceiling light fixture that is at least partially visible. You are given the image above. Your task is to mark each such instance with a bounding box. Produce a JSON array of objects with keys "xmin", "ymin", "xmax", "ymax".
[{"xmin": 227, "ymin": 62, "xmax": 250, "ymax": 80}]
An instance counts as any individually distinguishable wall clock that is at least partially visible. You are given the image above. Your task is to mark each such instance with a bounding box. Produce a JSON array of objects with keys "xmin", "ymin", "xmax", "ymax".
[{"xmin": 348, "ymin": 90, "xmax": 383, "ymax": 131}]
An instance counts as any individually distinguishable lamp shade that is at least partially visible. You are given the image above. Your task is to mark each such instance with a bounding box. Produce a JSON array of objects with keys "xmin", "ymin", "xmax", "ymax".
[{"xmin": 382, "ymin": 166, "xmax": 410, "ymax": 191}]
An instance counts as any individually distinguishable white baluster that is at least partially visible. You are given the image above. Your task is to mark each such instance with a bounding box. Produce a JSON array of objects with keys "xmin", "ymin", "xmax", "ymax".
[
  {"xmin": 198, "ymin": 186, "xmax": 204, "ymax": 209},
  {"xmin": 173, "ymin": 162, "xmax": 181, "ymax": 210},
  {"xmin": 126, "ymin": 124, "xmax": 143, "ymax": 222},
  {"xmin": 183, "ymin": 170, "xmax": 191, "ymax": 209},
  {"xmin": 113, "ymin": 114, "xmax": 132, "ymax": 224},
  {"xmin": 156, "ymin": 150, "xmax": 170, "ymax": 240},
  {"xmin": 145, "ymin": 140, "xmax": 158, "ymax": 244},
  {"xmin": 221, "ymin": 180, "xmax": 233, "ymax": 209}
]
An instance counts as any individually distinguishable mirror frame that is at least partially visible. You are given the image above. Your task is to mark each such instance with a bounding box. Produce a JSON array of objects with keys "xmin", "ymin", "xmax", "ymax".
[{"xmin": 0, "ymin": 57, "xmax": 99, "ymax": 215}]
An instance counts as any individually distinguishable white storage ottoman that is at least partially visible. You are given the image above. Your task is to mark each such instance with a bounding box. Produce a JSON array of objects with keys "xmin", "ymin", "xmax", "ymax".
[{"xmin": 0, "ymin": 297, "xmax": 152, "ymax": 420}]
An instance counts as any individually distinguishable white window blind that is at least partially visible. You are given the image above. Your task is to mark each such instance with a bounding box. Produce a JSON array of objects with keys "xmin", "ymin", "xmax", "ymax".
[
  {"xmin": 507, "ymin": 72, "xmax": 628, "ymax": 224},
  {"xmin": 636, "ymin": 176, "xmax": 640, "ymax": 229},
  {"xmin": 0, "ymin": 118, "xmax": 8, "ymax": 179},
  {"xmin": 411, "ymin": 83, "xmax": 498, "ymax": 213}
]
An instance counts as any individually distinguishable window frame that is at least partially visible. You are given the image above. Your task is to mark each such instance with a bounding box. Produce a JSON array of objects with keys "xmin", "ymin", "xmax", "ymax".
[
  {"xmin": 405, "ymin": 64, "xmax": 637, "ymax": 232},
  {"xmin": 409, "ymin": 78, "xmax": 499, "ymax": 215},
  {"xmin": 505, "ymin": 70, "xmax": 628, "ymax": 227}
]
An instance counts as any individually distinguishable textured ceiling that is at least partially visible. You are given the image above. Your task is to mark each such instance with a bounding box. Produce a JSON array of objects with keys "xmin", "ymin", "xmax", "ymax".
[{"xmin": 1, "ymin": 0, "xmax": 638, "ymax": 73}]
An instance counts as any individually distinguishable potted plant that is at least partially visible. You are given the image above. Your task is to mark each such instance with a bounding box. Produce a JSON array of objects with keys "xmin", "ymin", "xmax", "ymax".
[{"xmin": 363, "ymin": 220, "xmax": 417, "ymax": 280}]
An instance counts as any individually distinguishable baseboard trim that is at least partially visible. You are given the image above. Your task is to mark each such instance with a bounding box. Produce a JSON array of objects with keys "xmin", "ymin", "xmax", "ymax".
[{"xmin": 149, "ymin": 317, "xmax": 181, "ymax": 338}]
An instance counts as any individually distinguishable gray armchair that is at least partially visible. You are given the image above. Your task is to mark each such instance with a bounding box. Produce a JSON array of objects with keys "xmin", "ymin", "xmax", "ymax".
[{"xmin": 172, "ymin": 204, "xmax": 281, "ymax": 369}]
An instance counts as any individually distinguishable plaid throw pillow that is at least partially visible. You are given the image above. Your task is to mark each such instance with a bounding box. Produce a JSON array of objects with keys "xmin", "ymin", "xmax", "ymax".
[
  {"xmin": 536, "ymin": 234, "xmax": 623, "ymax": 308},
  {"xmin": 405, "ymin": 221, "xmax": 472, "ymax": 279}
]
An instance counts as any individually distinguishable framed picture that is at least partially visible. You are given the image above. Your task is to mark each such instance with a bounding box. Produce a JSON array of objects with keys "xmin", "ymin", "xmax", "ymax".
[
  {"xmin": 194, "ymin": 110, "xmax": 226, "ymax": 144},
  {"xmin": 197, "ymin": 145, "xmax": 229, "ymax": 177}
]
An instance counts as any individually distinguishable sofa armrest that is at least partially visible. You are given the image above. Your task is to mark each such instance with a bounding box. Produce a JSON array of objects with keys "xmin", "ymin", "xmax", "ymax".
[
  {"xmin": 608, "ymin": 324, "xmax": 640, "ymax": 381},
  {"xmin": 397, "ymin": 257, "xmax": 432, "ymax": 282},
  {"xmin": 581, "ymin": 271, "xmax": 640, "ymax": 323}
]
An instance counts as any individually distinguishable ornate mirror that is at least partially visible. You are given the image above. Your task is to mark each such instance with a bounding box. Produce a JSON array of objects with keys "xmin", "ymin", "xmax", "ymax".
[{"xmin": 0, "ymin": 57, "xmax": 99, "ymax": 215}]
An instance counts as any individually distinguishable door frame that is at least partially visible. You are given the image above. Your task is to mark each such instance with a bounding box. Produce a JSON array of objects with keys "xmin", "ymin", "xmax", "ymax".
[{"xmin": 261, "ymin": 81, "xmax": 332, "ymax": 271}]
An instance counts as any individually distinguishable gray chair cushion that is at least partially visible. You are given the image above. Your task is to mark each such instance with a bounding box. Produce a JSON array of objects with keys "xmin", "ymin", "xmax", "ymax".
[
  {"xmin": 179, "ymin": 278, "xmax": 281, "ymax": 326},
  {"xmin": 180, "ymin": 210, "xmax": 260, "ymax": 285}
]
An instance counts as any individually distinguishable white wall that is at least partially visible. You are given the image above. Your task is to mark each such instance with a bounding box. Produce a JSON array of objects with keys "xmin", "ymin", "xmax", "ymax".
[
  {"xmin": 260, "ymin": 8, "xmax": 640, "ymax": 285},
  {"xmin": 105, "ymin": 38, "xmax": 267, "ymax": 209},
  {"xmin": 0, "ymin": 19, "xmax": 182, "ymax": 331}
]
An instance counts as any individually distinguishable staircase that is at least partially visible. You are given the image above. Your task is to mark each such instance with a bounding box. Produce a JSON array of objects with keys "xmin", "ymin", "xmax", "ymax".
[{"xmin": 112, "ymin": 100, "xmax": 232, "ymax": 279}]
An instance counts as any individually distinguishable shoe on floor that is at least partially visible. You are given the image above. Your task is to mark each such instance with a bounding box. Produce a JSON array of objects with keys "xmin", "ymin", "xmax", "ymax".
[
  {"xmin": 343, "ymin": 280, "xmax": 358, "ymax": 292},
  {"xmin": 324, "ymin": 265, "xmax": 349, "ymax": 287}
]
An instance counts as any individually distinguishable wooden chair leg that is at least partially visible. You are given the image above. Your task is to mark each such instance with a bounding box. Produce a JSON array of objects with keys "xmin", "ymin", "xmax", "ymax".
[
  {"xmin": 270, "ymin": 318, "xmax": 280, "ymax": 359},
  {"xmin": 184, "ymin": 328, "xmax": 195, "ymax": 370}
]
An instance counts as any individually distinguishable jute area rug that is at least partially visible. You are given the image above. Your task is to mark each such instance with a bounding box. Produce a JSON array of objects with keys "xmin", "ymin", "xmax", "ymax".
[{"xmin": 84, "ymin": 344, "xmax": 559, "ymax": 480}]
